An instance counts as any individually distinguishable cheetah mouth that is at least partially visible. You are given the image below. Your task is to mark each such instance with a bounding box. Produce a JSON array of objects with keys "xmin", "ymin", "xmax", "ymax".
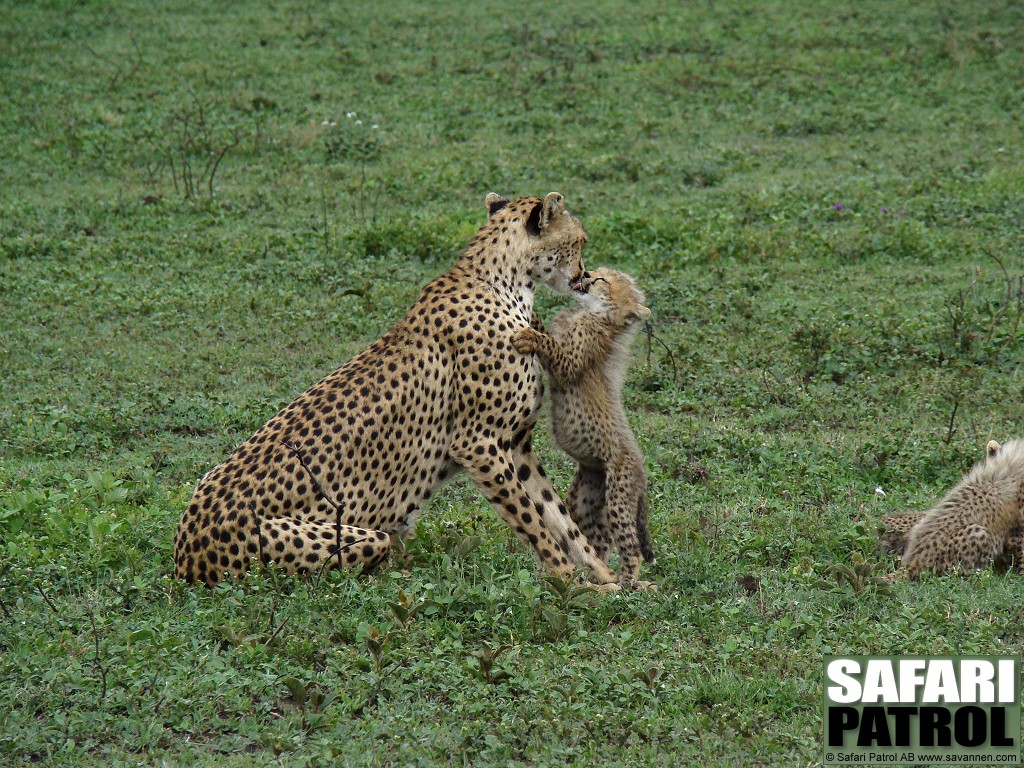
[{"xmin": 570, "ymin": 275, "xmax": 588, "ymax": 294}]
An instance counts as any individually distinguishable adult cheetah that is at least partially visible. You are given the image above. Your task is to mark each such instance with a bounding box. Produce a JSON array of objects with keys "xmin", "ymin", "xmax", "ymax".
[
  {"xmin": 887, "ymin": 439, "xmax": 1024, "ymax": 579},
  {"xmin": 173, "ymin": 192, "xmax": 618, "ymax": 587},
  {"xmin": 512, "ymin": 268, "xmax": 655, "ymax": 588}
]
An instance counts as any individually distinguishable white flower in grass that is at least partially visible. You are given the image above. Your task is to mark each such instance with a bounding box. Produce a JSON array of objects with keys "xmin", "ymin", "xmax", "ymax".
[{"xmin": 874, "ymin": 486, "xmax": 886, "ymax": 498}]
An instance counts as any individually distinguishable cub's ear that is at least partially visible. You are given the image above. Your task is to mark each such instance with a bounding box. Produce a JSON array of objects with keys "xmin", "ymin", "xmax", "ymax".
[
  {"xmin": 485, "ymin": 193, "xmax": 509, "ymax": 217},
  {"xmin": 539, "ymin": 192, "xmax": 565, "ymax": 230},
  {"xmin": 630, "ymin": 305, "xmax": 652, "ymax": 322},
  {"xmin": 986, "ymin": 440, "xmax": 1002, "ymax": 458}
]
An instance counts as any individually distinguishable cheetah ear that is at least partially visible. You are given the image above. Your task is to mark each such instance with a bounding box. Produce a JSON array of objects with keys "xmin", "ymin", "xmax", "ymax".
[
  {"xmin": 630, "ymin": 305, "xmax": 652, "ymax": 322},
  {"xmin": 986, "ymin": 440, "xmax": 1002, "ymax": 458},
  {"xmin": 539, "ymin": 192, "xmax": 565, "ymax": 230},
  {"xmin": 524, "ymin": 201, "xmax": 543, "ymax": 236},
  {"xmin": 485, "ymin": 193, "xmax": 509, "ymax": 218}
]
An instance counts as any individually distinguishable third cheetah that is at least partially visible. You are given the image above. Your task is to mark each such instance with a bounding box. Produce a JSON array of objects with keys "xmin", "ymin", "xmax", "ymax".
[{"xmin": 891, "ymin": 439, "xmax": 1024, "ymax": 579}]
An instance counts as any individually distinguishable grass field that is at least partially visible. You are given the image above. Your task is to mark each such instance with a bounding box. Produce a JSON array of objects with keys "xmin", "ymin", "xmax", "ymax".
[{"xmin": 2, "ymin": 1, "xmax": 1024, "ymax": 765}]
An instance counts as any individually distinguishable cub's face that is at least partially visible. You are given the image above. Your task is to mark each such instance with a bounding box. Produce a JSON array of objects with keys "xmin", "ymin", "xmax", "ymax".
[{"xmin": 577, "ymin": 268, "xmax": 651, "ymax": 326}]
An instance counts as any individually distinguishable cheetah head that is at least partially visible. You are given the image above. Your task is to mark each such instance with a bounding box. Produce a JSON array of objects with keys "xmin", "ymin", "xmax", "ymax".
[
  {"xmin": 483, "ymin": 192, "xmax": 588, "ymax": 295},
  {"xmin": 578, "ymin": 267, "xmax": 651, "ymax": 326},
  {"xmin": 525, "ymin": 193, "xmax": 588, "ymax": 295}
]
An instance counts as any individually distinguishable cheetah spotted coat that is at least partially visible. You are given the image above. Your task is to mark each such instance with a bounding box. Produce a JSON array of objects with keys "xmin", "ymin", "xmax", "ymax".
[{"xmin": 174, "ymin": 193, "xmax": 617, "ymax": 587}]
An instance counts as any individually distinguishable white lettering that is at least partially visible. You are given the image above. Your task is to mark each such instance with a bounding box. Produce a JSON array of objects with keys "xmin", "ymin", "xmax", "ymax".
[
  {"xmin": 958, "ymin": 660, "xmax": 994, "ymax": 703},
  {"xmin": 998, "ymin": 659, "xmax": 1016, "ymax": 703},
  {"xmin": 862, "ymin": 660, "xmax": 899, "ymax": 702},
  {"xmin": 922, "ymin": 660, "xmax": 958, "ymax": 703},
  {"xmin": 899, "ymin": 660, "xmax": 927, "ymax": 703},
  {"xmin": 827, "ymin": 659, "xmax": 862, "ymax": 703}
]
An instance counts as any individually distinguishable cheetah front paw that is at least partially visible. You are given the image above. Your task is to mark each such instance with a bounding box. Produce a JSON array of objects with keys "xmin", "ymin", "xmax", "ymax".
[{"xmin": 511, "ymin": 327, "xmax": 544, "ymax": 355}]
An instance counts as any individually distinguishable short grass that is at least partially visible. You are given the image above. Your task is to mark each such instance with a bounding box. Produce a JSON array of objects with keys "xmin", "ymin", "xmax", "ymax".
[{"xmin": 2, "ymin": 1, "xmax": 1024, "ymax": 766}]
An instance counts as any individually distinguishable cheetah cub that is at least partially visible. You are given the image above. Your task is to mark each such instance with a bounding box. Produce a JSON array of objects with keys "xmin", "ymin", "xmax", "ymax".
[
  {"xmin": 512, "ymin": 268, "xmax": 655, "ymax": 589},
  {"xmin": 890, "ymin": 439, "xmax": 1024, "ymax": 579}
]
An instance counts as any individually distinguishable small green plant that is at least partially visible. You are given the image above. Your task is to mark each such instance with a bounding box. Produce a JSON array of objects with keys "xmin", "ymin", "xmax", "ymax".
[
  {"xmin": 940, "ymin": 253, "xmax": 1024, "ymax": 366},
  {"xmin": 466, "ymin": 642, "xmax": 515, "ymax": 684},
  {"xmin": 160, "ymin": 92, "xmax": 241, "ymax": 199},
  {"xmin": 322, "ymin": 113, "xmax": 387, "ymax": 224},
  {"xmin": 437, "ymin": 528, "xmax": 483, "ymax": 560},
  {"xmin": 82, "ymin": 471, "xmax": 128, "ymax": 511},
  {"xmin": 322, "ymin": 113, "xmax": 381, "ymax": 163},
  {"xmin": 822, "ymin": 554, "xmax": 895, "ymax": 596},
  {"xmin": 0, "ymin": 483, "xmax": 51, "ymax": 535},
  {"xmin": 279, "ymin": 676, "xmax": 340, "ymax": 732},
  {"xmin": 388, "ymin": 588, "xmax": 436, "ymax": 629},
  {"xmin": 521, "ymin": 574, "xmax": 601, "ymax": 641},
  {"xmin": 354, "ymin": 623, "xmax": 398, "ymax": 710}
]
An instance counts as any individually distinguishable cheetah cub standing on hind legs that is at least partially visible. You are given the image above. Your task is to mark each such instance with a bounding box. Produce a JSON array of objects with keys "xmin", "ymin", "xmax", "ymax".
[
  {"xmin": 513, "ymin": 268, "xmax": 656, "ymax": 589},
  {"xmin": 886, "ymin": 439, "xmax": 1024, "ymax": 579}
]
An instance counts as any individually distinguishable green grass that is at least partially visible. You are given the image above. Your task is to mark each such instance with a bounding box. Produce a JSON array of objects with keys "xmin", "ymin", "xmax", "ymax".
[{"xmin": 2, "ymin": 1, "xmax": 1024, "ymax": 765}]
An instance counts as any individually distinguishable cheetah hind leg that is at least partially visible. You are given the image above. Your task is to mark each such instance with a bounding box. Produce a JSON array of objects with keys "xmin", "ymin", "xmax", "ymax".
[
  {"xmin": 946, "ymin": 523, "xmax": 1002, "ymax": 574},
  {"xmin": 636, "ymin": 487, "xmax": 655, "ymax": 564},
  {"xmin": 259, "ymin": 517, "xmax": 392, "ymax": 576},
  {"xmin": 1007, "ymin": 526, "xmax": 1024, "ymax": 571},
  {"xmin": 603, "ymin": 465, "xmax": 647, "ymax": 589},
  {"xmin": 566, "ymin": 467, "xmax": 610, "ymax": 563},
  {"xmin": 566, "ymin": 470, "xmax": 655, "ymax": 589}
]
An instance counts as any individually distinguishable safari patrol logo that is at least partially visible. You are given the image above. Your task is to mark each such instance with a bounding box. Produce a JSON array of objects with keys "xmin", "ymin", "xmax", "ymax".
[{"xmin": 824, "ymin": 656, "xmax": 1019, "ymax": 765}]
